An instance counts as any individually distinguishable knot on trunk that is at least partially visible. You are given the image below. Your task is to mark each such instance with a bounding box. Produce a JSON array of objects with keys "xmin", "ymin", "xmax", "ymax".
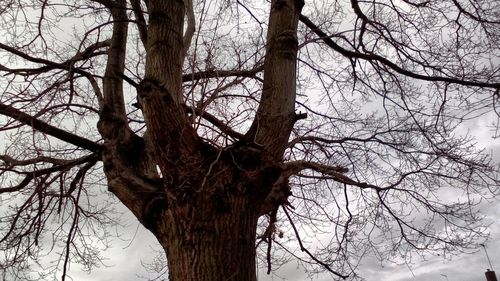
[
  {"xmin": 258, "ymin": 174, "xmax": 292, "ymax": 216},
  {"xmin": 271, "ymin": 30, "xmax": 298, "ymax": 59},
  {"xmin": 240, "ymin": 164, "xmax": 286, "ymax": 202},
  {"xmin": 226, "ymin": 141, "xmax": 263, "ymax": 170},
  {"xmin": 138, "ymin": 78, "xmax": 173, "ymax": 104},
  {"xmin": 97, "ymin": 105, "xmax": 127, "ymax": 140},
  {"xmin": 143, "ymin": 194, "xmax": 168, "ymax": 232}
]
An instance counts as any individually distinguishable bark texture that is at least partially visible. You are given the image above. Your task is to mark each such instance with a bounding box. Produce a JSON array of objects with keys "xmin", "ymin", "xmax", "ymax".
[
  {"xmin": 97, "ymin": 0, "xmax": 303, "ymax": 280},
  {"xmin": 157, "ymin": 175, "xmax": 260, "ymax": 281}
]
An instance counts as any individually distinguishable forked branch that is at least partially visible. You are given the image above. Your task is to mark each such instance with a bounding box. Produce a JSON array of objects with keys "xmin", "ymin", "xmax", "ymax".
[{"xmin": 283, "ymin": 206, "xmax": 349, "ymax": 279}]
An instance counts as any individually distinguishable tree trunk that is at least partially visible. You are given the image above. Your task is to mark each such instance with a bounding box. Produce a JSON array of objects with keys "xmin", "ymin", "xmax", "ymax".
[
  {"xmin": 141, "ymin": 156, "xmax": 264, "ymax": 281},
  {"xmin": 158, "ymin": 193, "xmax": 259, "ymax": 281},
  {"xmin": 99, "ymin": 0, "xmax": 303, "ymax": 280}
]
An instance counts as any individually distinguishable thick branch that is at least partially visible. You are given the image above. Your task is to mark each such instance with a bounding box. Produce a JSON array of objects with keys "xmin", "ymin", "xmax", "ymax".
[
  {"xmin": 184, "ymin": 105, "xmax": 245, "ymax": 140},
  {"xmin": 282, "ymin": 160, "xmax": 348, "ymax": 176},
  {"xmin": 0, "ymin": 155, "xmax": 72, "ymax": 166},
  {"xmin": 0, "ymin": 40, "xmax": 110, "ymax": 76},
  {"xmin": 131, "ymin": 0, "xmax": 148, "ymax": 46},
  {"xmin": 0, "ymin": 102, "xmax": 102, "ymax": 152},
  {"xmin": 99, "ymin": 3, "xmax": 129, "ymax": 126},
  {"xmin": 282, "ymin": 160, "xmax": 384, "ymax": 191},
  {"xmin": 139, "ymin": 0, "xmax": 204, "ymax": 177},
  {"xmin": 183, "ymin": 0, "xmax": 195, "ymax": 57},
  {"xmin": 246, "ymin": 0, "xmax": 304, "ymax": 162},
  {"xmin": 182, "ymin": 65, "xmax": 264, "ymax": 82},
  {"xmin": 287, "ymin": 134, "xmax": 404, "ymax": 149}
]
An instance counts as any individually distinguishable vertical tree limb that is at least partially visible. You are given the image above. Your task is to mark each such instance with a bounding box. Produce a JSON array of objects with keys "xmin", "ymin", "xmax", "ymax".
[
  {"xmin": 131, "ymin": 0, "xmax": 148, "ymax": 46},
  {"xmin": 246, "ymin": 0, "xmax": 304, "ymax": 162},
  {"xmin": 140, "ymin": 0, "xmax": 204, "ymax": 178},
  {"xmin": 183, "ymin": 0, "xmax": 195, "ymax": 58}
]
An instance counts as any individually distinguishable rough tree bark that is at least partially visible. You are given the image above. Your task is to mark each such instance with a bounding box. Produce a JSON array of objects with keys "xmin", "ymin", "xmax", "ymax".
[{"xmin": 98, "ymin": 0, "xmax": 303, "ymax": 280}]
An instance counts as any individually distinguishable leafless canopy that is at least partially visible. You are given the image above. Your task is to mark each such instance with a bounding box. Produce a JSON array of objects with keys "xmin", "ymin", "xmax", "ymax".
[{"xmin": 0, "ymin": 0, "xmax": 499, "ymax": 280}]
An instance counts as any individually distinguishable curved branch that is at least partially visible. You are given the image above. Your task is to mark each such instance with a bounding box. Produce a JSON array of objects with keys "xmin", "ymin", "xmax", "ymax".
[
  {"xmin": 184, "ymin": 105, "xmax": 245, "ymax": 140},
  {"xmin": 0, "ymin": 40, "xmax": 110, "ymax": 76},
  {"xmin": 0, "ymin": 155, "xmax": 72, "ymax": 166},
  {"xmin": 283, "ymin": 206, "xmax": 349, "ymax": 279},
  {"xmin": 299, "ymin": 15, "xmax": 500, "ymax": 90},
  {"xmin": 99, "ymin": 3, "xmax": 129, "ymax": 125},
  {"xmin": 182, "ymin": 64, "xmax": 264, "ymax": 82}
]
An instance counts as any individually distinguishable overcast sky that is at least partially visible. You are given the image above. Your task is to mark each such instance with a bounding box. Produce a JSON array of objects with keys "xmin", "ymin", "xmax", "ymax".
[
  {"xmin": 68, "ymin": 198, "xmax": 499, "ymax": 281},
  {"xmin": 69, "ymin": 220, "xmax": 499, "ymax": 281},
  {"xmin": 69, "ymin": 117, "xmax": 500, "ymax": 281},
  {"xmin": 69, "ymin": 223, "xmax": 499, "ymax": 281},
  {"xmin": 1, "ymin": 2, "xmax": 498, "ymax": 281}
]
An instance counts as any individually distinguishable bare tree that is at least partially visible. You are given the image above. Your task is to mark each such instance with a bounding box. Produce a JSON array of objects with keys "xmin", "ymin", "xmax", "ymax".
[{"xmin": 1, "ymin": 0, "xmax": 499, "ymax": 280}]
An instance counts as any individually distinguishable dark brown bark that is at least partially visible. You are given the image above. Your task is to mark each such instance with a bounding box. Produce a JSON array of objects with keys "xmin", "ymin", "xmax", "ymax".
[
  {"xmin": 157, "ymin": 180, "xmax": 260, "ymax": 281},
  {"xmin": 98, "ymin": 0, "xmax": 303, "ymax": 280},
  {"xmin": 97, "ymin": 0, "xmax": 161, "ymax": 225},
  {"xmin": 139, "ymin": 148, "xmax": 279, "ymax": 281},
  {"xmin": 139, "ymin": 0, "xmax": 204, "ymax": 177}
]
